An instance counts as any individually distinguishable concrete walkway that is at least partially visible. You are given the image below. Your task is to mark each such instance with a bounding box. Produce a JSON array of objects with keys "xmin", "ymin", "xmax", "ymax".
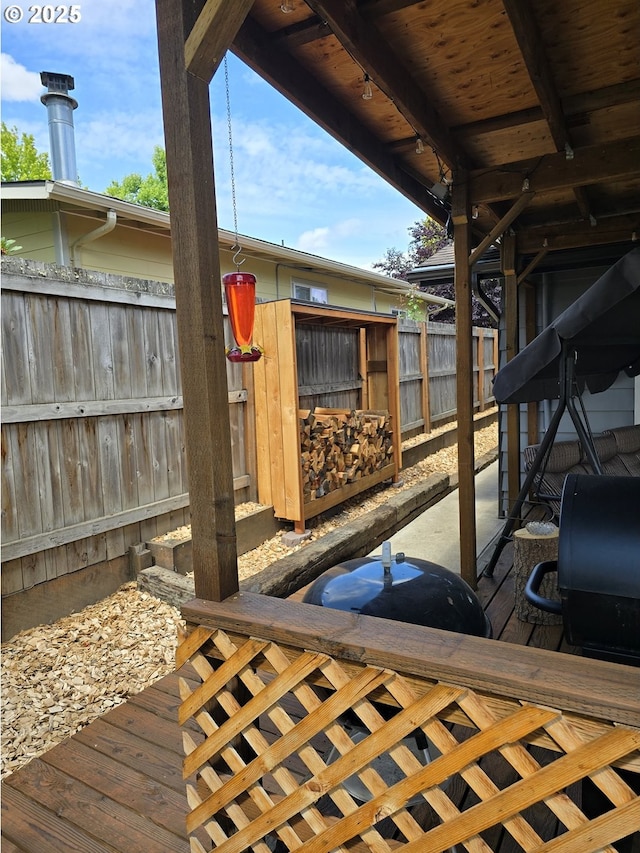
[{"xmin": 368, "ymin": 461, "xmax": 503, "ymax": 575}]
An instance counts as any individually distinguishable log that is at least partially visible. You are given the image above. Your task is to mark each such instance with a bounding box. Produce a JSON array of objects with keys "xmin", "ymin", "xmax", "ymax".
[
  {"xmin": 299, "ymin": 408, "xmax": 394, "ymax": 502},
  {"xmin": 513, "ymin": 525, "xmax": 562, "ymax": 625}
]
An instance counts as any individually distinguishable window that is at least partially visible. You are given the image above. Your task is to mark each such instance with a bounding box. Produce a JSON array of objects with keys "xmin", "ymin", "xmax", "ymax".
[{"xmin": 292, "ymin": 281, "xmax": 328, "ymax": 304}]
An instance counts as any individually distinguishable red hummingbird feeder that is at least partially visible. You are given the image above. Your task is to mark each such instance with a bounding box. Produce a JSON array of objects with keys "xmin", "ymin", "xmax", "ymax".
[{"xmin": 223, "ymin": 271, "xmax": 263, "ymax": 363}]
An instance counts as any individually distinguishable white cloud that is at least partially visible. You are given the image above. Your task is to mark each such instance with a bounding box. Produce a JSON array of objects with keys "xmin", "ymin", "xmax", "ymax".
[
  {"xmin": 297, "ymin": 227, "xmax": 330, "ymax": 253},
  {"xmin": 1, "ymin": 54, "xmax": 43, "ymax": 102},
  {"xmin": 295, "ymin": 219, "xmax": 364, "ymax": 255}
]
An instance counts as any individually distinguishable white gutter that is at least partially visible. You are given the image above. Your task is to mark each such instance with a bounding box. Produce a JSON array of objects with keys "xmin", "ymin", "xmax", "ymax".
[{"xmin": 70, "ymin": 209, "xmax": 117, "ymax": 266}]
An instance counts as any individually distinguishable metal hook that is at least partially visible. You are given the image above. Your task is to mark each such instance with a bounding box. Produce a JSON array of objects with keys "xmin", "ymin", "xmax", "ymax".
[{"xmin": 231, "ymin": 243, "xmax": 245, "ymax": 269}]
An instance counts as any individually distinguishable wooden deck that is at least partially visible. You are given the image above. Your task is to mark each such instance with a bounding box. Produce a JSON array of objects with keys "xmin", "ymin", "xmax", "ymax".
[{"xmin": 0, "ymin": 543, "xmax": 626, "ymax": 853}]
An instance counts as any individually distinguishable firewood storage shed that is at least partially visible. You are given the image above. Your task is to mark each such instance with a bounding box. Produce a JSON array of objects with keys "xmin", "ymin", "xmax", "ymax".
[
  {"xmin": 154, "ymin": 2, "xmax": 640, "ymax": 851},
  {"xmin": 253, "ymin": 299, "xmax": 401, "ymax": 531}
]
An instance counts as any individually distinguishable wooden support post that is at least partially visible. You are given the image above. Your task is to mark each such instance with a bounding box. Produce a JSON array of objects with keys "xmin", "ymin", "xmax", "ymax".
[
  {"xmin": 156, "ymin": 0, "xmax": 242, "ymax": 601},
  {"xmin": 452, "ymin": 168, "xmax": 477, "ymax": 588},
  {"xmin": 502, "ymin": 233, "xmax": 521, "ymax": 513}
]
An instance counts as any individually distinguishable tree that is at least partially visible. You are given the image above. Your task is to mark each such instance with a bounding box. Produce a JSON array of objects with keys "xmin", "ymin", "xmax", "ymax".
[
  {"xmin": 373, "ymin": 217, "xmax": 450, "ymax": 281},
  {"xmin": 105, "ymin": 146, "xmax": 169, "ymax": 211},
  {"xmin": 1, "ymin": 123, "xmax": 51, "ymax": 182},
  {"xmin": 373, "ymin": 217, "xmax": 455, "ymax": 322},
  {"xmin": 374, "ymin": 216, "xmax": 501, "ymax": 326}
]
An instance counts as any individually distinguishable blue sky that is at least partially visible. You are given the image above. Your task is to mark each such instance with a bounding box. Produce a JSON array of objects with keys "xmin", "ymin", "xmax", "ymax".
[{"xmin": 1, "ymin": 0, "xmax": 425, "ymax": 270}]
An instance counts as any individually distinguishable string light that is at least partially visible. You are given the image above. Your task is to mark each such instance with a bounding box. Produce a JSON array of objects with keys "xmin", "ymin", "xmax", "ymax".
[
  {"xmin": 280, "ymin": 0, "xmax": 294, "ymax": 11},
  {"xmin": 415, "ymin": 136, "xmax": 424, "ymax": 154},
  {"xmin": 362, "ymin": 73, "xmax": 373, "ymax": 100}
]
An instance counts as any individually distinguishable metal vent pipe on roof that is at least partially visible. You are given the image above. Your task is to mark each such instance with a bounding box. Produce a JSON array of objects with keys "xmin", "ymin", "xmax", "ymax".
[{"xmin": 40, "ymin": 71, "xmax": 78, "ymax": 185}]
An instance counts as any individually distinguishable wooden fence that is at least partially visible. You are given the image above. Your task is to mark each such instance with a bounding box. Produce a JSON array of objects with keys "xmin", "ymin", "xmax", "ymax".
[
  {"xmin": 398, "ymin": 320, "xmax": 497, "ymax": 437},
  {"xmin": 1, "ymin": 260, "xmax": 254, "ymax": 628},
  {"xmin": 1, "ymin": 260, "xmax": 497, "ymax": 634}
]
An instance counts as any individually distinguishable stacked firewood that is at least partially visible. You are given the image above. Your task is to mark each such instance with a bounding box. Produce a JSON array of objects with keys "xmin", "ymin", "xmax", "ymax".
[{"xmin": 299, "ymin": 407, "xmax": 394, "ymax": 501}]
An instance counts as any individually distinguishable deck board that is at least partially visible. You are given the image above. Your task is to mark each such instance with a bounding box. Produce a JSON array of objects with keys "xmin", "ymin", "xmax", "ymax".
[{"xmin": 1, "ymin": 543, "xmax": 594, "ymax": 852}]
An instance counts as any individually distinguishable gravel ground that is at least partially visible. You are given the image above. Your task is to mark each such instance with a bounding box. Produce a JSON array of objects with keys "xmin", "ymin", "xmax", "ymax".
[{"xmin": 1, "ymin": 418, "xmax": 497, "ymax": 779}]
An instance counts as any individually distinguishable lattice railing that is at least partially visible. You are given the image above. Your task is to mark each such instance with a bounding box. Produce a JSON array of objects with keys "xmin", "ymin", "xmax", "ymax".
[{"xmin": 177, "ymin": 601, "xmax": 640, "ymax": 853}]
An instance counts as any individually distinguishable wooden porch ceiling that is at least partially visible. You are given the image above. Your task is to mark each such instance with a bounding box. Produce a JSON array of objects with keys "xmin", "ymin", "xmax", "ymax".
[{"xmin": 201, "ymin": 0, "xmax": 640, "ymax": 256}]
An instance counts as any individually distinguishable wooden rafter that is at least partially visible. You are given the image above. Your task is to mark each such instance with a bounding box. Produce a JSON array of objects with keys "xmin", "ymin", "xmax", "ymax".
[
  {"xmin": 502, "ymin": 0, "xmax": 590, "ymax": 218},
  {"xmin": 303, "ymin": 0, "xmax": 462, "ymax": 168},
  {"xmin": 232, "ymin": 15, "xmax": 449, "ymax": 223}
]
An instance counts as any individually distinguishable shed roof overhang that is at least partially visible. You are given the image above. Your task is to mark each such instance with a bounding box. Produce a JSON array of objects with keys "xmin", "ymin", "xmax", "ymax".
[{"xmin": 155, "ymin": 0, "xmax": 640, "ymax": 594}]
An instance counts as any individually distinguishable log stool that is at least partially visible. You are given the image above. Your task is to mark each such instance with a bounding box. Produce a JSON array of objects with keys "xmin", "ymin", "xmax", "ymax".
[{"xmin": 513, "ymin": 523, "xmax": 562, "ymax": 624}]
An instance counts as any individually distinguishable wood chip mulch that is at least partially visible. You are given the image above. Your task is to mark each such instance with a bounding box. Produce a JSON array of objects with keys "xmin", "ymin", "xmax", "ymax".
[{"xmin": 2, "ymin": 419, "xmax": 497, "ymax": 779}]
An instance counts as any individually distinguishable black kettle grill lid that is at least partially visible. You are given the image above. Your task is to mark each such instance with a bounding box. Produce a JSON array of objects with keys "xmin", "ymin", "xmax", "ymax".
[{"xmin": 303, "ymin": 542, "xmax": 491, "ymax": 638}]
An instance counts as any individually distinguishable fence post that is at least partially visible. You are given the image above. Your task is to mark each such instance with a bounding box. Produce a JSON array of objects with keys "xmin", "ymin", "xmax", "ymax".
[
  {"xmin": 420, "ymin": 321, "xmax": 431, "ymax": 433},
  {"xmin": 476, "ymin": 327, "xmax": 485, "ymax": 412}
]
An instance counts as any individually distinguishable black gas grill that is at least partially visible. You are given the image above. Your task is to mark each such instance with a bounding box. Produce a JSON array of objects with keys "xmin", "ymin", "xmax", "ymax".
[{"xmin": 525, "ymin": 473, "xmax": 640, "ymax": 665}]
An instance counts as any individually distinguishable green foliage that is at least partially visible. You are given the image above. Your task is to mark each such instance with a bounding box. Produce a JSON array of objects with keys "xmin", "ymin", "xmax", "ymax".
[
  {"xmin": 1, "ymin": 237, "xmax": 23, "ymax": 255},
  {"xmin": 373, "ymin": 217, "xmax": 452, "ymax": 322},
  {"xmin": 1, "ymin": 123, "xmax": 52, "ymax": 182},
  {"xmin": 105, "ymin": 146, "xmax": 169, "ymax": 211},
  {"xmin": 403, "ymin": 283, "xmax": 428, "ymax": 322},
  {"xmin": 372, "ymin": 217, "xmax": 450, "ymax": 280}
]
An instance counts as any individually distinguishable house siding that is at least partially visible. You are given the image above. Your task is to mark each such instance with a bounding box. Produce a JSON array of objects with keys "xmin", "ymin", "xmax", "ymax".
[
  {"xmin": 4, "ymin": 201, "xmax": 403, "ymax": 315},
  {"xmin": 2, "ymin": 211, "xmax": 57, "ymax": 263}
]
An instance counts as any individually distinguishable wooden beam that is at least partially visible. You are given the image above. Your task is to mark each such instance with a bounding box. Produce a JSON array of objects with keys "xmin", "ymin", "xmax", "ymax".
[
  {"xmin": 271, "ymin": 15, "xmax": 331, "ymax": 50},
  {"xmin": 453, "ymin": 78, "xmax": 640, "ymax": 140},
  {"xmin": 469, "ymin": 137, "xmax": 640, "ymax": 204},
  {"xmin": 452, "ymin": 167, "xmax": 477, "ymax": 588},
  {"xmin": 233, "ymin": 16, "xmax": 449, "ymax": 223},
  {"xmin": 468, "ymin": 192, "xmax": 534, "ymax": 268},
  {"xmin": 502, "ymin": 0, "xmax": 592, "ymax": 222},
  {"xmin": 502, "ymin": 0, "xmax": 568, "ymax": 151},
  {"xmin": 517, "ymin": 213, "xmax": 640, "ymax": 254},
  {"xmin": 304, "ymin": 0, "xmax": 462, "ymax": 168},
  {"xmin": 517, "ymin": 248, "xmax": 548, "ymax": 285},
  {"xmin": 156, "ymin": 0, "xmax": 239, "ymax": 602},
  {"xmin": 184, "ymin": 0, "xmax": 254, "ymax": 82}
]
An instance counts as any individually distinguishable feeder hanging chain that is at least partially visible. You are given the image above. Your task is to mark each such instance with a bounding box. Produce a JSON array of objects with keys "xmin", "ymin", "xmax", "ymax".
[{"xmin": 225, "ymin": 54, "xmax": 244, "ymax": 269}]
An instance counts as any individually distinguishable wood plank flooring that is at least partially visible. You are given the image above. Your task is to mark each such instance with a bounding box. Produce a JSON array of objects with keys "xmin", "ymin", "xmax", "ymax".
[{"xmin": 1, "ymin": 543, "xmax": 585, "ymax": 852}]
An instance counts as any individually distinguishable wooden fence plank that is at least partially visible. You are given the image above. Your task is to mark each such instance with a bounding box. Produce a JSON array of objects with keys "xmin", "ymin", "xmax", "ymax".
[
  {"xmin": 2, "ymin": 291, "xmax": 32, "ymax": 405},
  {"xmin": 26, "ymin": 294, "xmax": 56, "ymax": 403},
  {"xmin": 51, "ymin": 298, "xmax": 75, "ymax": 402},
  {"xmin": 109, "ymin": 302, "xmax": 133, "ymax": 399},
  {"xmin": 89, "ymin": 301, "xmax": 115, "ymax": 401},
  {"xmin": 68, "ymin": 299, "xmax": 96, "ymax": 400}
]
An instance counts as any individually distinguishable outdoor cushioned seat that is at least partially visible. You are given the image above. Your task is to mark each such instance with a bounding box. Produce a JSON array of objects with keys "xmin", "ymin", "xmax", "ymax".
[
  {"xmin": 603, "ymin": 424, "xmax": 640, "ymax": 476},
  {"xmin": 523, "ymin": 440, "xmax": 588, "ymax": 519},
  {"xmin": 582, "ymin": 433, "xmax": 630, "ymax": 477},
  {"xmin": 524, "ymin": 426, "xmax": 640, "ymax": 519}
]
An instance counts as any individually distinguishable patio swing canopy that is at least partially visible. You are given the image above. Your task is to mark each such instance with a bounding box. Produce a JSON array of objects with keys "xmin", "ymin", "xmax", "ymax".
[{"xmin": 493, "ymin": 247, "xmax": 640, "ymax": 404}]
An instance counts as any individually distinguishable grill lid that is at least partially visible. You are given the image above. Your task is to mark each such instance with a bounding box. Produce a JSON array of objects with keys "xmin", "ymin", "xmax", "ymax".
[{"xmin": 303, "ymin": 542, "xmax": 492, "ymax": 638}]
